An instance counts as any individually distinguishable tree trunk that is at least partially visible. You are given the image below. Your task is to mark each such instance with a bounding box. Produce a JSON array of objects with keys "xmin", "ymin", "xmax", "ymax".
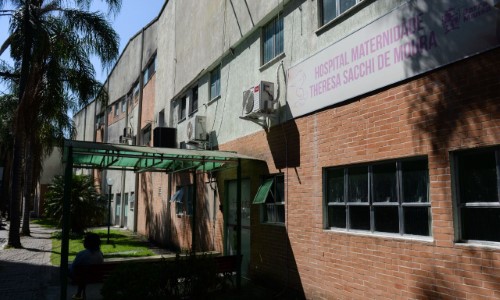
[
  {"xmin": 8, "ymin": 1, "xmax": 32, "ymax": 248},
  {"xmin": 8, "ymin": 134, "xmax": 24, "ymax": 248},
  {"xmin": 21, "ymin": 140, "xmax": 32, "ymax": 236}
]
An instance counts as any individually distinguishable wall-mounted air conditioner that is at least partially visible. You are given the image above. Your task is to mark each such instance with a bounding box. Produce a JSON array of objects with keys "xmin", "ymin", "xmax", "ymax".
[
  {"xmin": 242, "ymin": 81, "xmax": 275, "ymax": 117},
  {"xmin": 186, "ymin": 116, "xmax": 207, "ymax": 143}
]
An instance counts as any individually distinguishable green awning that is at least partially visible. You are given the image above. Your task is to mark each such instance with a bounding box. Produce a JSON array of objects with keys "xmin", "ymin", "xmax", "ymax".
[
  {"xmin": 252, "ymin": 178, "xmax": 274, "ymax": 204},
  {"xmin": 63, "ymin": 140, "xmax": 262, "ymax": 174}
]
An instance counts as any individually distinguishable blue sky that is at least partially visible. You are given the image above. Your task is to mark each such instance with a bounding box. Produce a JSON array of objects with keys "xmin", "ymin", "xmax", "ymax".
[{"xmin": 0, "ymin": 0, "xmax": 165, "ymax": 93}]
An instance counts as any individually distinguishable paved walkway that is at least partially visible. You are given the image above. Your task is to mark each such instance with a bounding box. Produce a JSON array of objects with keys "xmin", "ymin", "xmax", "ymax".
[
  {"xmin": 0, "ymin": 219, "xmax": 60, "ymax": 300},
  {"xmin": 0, "ymin": 219, "xmax": 304, "ymax": 300}
]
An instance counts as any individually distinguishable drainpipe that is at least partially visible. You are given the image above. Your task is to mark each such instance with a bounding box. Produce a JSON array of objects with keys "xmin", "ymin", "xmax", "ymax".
[{"xmin": 133, "ymin": 28, "xmax": 145, "ymax": 233}]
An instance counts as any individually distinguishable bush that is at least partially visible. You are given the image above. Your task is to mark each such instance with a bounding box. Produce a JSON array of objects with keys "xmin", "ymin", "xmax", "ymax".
[
  {"xmin": 44, "ymin": 174, "xmax": 107, "ymax": 234},
  {"xmin": 101, "ymin": 253, "xmax": 219, "ymax": 300}
]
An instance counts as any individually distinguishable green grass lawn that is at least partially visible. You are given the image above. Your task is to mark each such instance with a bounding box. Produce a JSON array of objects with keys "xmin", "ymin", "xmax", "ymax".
[{"xmin": 50, "ymin": 229, "xmax": 156, "ymax": 266}]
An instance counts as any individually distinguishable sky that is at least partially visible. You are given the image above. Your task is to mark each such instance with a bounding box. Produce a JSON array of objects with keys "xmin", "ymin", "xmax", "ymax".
[{"xmin": 0, "ymin": 0, "xmax": 165, "ymax": 94}]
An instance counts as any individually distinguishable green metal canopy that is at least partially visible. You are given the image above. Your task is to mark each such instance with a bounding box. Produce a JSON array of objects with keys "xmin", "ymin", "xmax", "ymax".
[
  {"xmin": 59, "ymin": 139, "xmax": 263, "ymax": 299},
  {"xmin": 63, "ymin": 139, "xmax": 261, "ymax": 173}
]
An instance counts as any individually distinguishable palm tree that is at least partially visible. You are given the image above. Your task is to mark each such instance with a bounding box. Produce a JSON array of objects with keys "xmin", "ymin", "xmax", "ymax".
[{"xmin": 0, "ymin": 0, "xmax": 121, "ymax": 247}]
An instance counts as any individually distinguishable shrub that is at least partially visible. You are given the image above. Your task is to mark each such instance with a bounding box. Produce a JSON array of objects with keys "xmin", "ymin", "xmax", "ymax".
[{"xmin": 44, "ymin": 174, "xmax": 107, "ymax": 234}]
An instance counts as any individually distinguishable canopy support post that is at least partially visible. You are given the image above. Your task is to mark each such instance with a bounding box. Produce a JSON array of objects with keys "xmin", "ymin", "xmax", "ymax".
[
  {"xmin": 236, "ymin": 158, "xmax": 242, "ymax": 290},
  {"xmin": 192, "ymin": 169, "xmax": 197, "ymax": 252}
]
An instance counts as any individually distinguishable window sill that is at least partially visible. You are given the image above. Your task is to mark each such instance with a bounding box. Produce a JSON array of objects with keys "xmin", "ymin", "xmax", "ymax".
[
  {"xmin": 188, "ymin": 109, "xmax": 198, "ymax": 118},
  {"xmin": 323, "ymin": 228, "xmax": 434, "ymax": 243},
  {"xmin": 259, "ymin": 52, "xmax": 286, "ymax": 72},
  {"xmin": 178, "ymin": 118, "xmax": 186, "ymax": 124},
  {"xmin": 208, "ymin": 95, "xmax": 221, "ymax": 105},
  {"xmin": 454, "ymin": 241, "xmax": 500, "ymax": 250},
  {"xmin": 262, "ymin": 222, "xmax": 285, "ymax": 227}
]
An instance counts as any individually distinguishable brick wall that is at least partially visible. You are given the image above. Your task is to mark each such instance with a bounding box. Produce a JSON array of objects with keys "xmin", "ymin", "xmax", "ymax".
[{"xmin": 219, "ymin": 48, "xmax": 500, "ymax": 299}]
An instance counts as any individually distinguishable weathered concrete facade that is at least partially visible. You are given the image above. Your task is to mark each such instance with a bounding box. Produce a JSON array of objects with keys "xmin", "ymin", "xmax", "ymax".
[{"xmin": 72, "ymin": 0, "xmax": 500, "ymax": 298}]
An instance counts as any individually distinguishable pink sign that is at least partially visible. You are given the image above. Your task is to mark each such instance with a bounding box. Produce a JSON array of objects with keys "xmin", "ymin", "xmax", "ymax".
[{"xmin": 287, "ymin": 0, "xmax": 499, "ymax": 118}]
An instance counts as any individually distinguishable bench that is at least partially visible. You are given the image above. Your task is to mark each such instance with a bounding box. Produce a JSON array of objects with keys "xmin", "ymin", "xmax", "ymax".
[
  {"xmin": 72, "ymin": 261, "xmax": 121, "ymax": 285},
  {"xmin": 71, "ymin": 255, "xmax": 243, "ymax": 295},
  {"xmin": 213, "ymin": 255, "xmax": 242, "ymax": 289}
]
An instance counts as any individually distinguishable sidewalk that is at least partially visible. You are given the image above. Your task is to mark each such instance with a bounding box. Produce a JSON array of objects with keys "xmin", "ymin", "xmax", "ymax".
[
  {"xmin": 0, "ymin": 219, "xmax": 304, "ymax": 300},
  {"xmin": 0, "ymin": 219, "xmax": 59, "ymax": 300}
]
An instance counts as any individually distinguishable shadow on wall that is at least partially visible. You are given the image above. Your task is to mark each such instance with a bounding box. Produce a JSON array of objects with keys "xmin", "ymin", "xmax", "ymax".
[
  {"xmin": 266, "ymin": 104, "xmax": 301, "ymax": 170},
  {"xmin": 416, "ymin": 249, "xmax": 499, "ymax": 299},
  {"xmin": 404, "ymin": 1, "xmax": 500, "ymax": 153},
  {"xmin": 250, "ymin": 224, "xmax": 306, "ymax": 299},
  {"xmin": 408, "ymin": 48, "xmax": 500, "ymax": 154},
  {"xmin": 142, "ymin": 172, "xmax": 183, "ymax": 252}
]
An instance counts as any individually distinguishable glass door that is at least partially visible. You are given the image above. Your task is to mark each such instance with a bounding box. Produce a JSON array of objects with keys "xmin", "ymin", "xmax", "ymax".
[{"xmin": 225, "ymin": 179, "xmax": 251, "ymax": 277}]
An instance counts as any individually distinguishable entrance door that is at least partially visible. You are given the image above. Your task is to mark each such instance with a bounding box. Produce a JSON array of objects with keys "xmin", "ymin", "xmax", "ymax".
[{"xmin": 225, "ymin": 179, "xmax": 251, "ymax": 277}]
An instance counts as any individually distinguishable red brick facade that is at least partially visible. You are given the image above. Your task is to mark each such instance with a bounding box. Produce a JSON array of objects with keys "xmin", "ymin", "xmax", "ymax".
[{"xmin": 218, "ymin": 49, "xmax": 500, "ymax": 299}]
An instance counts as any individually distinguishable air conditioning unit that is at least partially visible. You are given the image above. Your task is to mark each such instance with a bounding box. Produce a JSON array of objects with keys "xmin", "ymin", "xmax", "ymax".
[
  {"xmin": 186, "ymin": 116, "xmax": 207, "ymax": 142},
  {"xmin": 242, "ymin": 81, "xmax": 275, "ymax": 116}
]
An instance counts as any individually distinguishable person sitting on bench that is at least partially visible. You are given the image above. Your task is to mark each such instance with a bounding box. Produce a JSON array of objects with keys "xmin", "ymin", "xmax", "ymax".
[{"xmin": 69, "ymin": 233, "xmax": 104, "ymax": 300}]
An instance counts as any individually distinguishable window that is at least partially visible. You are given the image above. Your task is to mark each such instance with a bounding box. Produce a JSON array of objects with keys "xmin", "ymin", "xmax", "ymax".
[
  {"xmin": 141, "ymin": 125, "xmax": 151, "ymax": 146},
  {"xmin": 96, "ymin": 113, "xmax": 104, "ymax": 128},
  {"xmin": 171, "ymin": 185, "xmax": 193, "ymax": 215},
  {"xmin": 320, "ymin": 0, "xmax": 363, "ymax": 26},
  {"xmin": 253, "ymin": 174, "xmax": 285, "ymax": 224},
  {"xmin": 143, "ymin": 55, "xmax": 156, "ymax": 86},
  {"xmin": 454, "ymin": 148, "xmax": 500, "ymax": 243},
  {"xmin": 210, "ymin": 67, "xmax": 221, "ymax": 100},
  {"xmin": 189, "ymin": 86, "xmax": 198, "ymax": 115},
  {"xmin": 324, "ymin": 157, "xmax": 430, "ymax": 236},
  {"xmin": 114, "ymin": 102, "xmax": 119, "ymax": 116},
  {"xmin": 121, "ymin": 98, "xmax": 126, "ymax": 113},
  {"xmin": 178, "ymin": 96, "xmax": 187, "ymax": 122},
  {"xmin": 262, "ymin": 14, "xmax": 284, "ymax": 65},
  {"xmin": 133, "ymin": 82, "xmax": 140, "ymax": 103},
  {"xmin": 130, "ymin": 192, "xmax": 135, "ymax": 210}
]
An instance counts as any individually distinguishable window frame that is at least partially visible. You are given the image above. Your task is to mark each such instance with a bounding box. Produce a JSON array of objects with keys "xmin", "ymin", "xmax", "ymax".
[
  {"xmin": 452, "ymin": 147, "xmax": 500, "ymax": 244},
  {"xmin": 318, "ymin": 0, "xmax": 364, "ymax": 27},
  {"xmin": 210, "ymin": 67, "xmax": 221, "ymax": 101},
  {"xmin": 141, "ymin": 124, "xmax": 151, "ymax": 146},
  {"xmin": 178, "ymin": 96, "xmax": 187, "ymax": 123},
  {"xmin": 261, "ymin": 14, "xmax": 284, "ymax": 65},
  {"xmin": 261, "ymin": 173, "xmax": 286, "ymax": 225},
  {"xmin": 129, "ymin": 192, "xmax": 135, "ymax": 211},
  {"xmin": 189, "ymin": 86, "xmax": 198, "ymax": 116},
  {"xmin": 121, "ymin": 97, "xmax": 127, "ymax": 113},
  {"xmin": 114, "ymin": 102, "xmax": 120, "ymax": 116},
  {"xmin": 324, "ymin": 157, "xmax": 431, "ymax": 237},
  {"xmin": 143, "ymin": 55, "xmax": 156, "ymax": 86}
]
